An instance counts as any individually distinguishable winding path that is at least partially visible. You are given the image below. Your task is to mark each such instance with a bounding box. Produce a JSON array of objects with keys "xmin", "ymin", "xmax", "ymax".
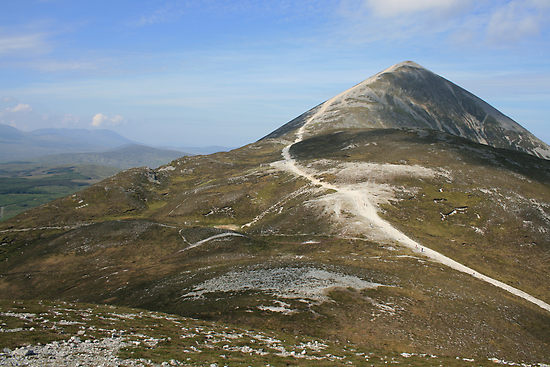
[
  {"xmin": 280, "ymin": 91, "xmax": 550, "ymax": 313},
  {"xmin": 178, "ymin": 231, "xmax": 245, "ymax": 252},
  {"xmin": 0, "ymin": 223, "xmax": 92, "ymax": 233}
]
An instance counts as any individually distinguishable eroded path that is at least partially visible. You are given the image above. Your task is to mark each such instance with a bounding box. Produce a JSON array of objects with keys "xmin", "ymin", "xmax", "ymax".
[
  {"xmin": 279, "ymin": 91, "xmax": 550, "ymax": 313},
  {"xmin": 178, "ymin": 231, "xmax": 245, "ymax": 252}
]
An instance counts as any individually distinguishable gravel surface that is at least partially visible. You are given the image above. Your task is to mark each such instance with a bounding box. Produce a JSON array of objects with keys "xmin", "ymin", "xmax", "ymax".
[{"xmin": 1, "ymin": 335, "xmax": 159, "ymax": 367}]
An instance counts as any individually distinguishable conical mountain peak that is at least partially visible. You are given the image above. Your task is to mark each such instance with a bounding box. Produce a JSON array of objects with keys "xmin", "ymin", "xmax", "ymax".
[
  {"xmin": 344, "ymin": 60, "xmax": 427, "ymax": 91},
  {"xmin": 395, "ymin": 60, "xmax": 423, "ymax": 68},
  {"xmin": 375, "ymin": 60, "xmax": 426, "ymax": 75},
  {"xmin": 264, "ymin": 62, "xmax": 550, "ymax": 159}
]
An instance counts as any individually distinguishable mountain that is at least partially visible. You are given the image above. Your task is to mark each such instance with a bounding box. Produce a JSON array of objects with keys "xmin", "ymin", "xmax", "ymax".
[
  {"xmin": 0, "ymin": 124, "xmax": 25, "ymax": 141},
  {"xmin": 265, "ymin": 61, "xmax": 550, "ymax": 159},
  {"xmin": 35, "ymin": 144, "xmax": 187, "ymax": 169},
  {"xmin": 0, "ymin": 126, "xmax": 133, "ymax": 162},
  {"xmin": 1, "ymin": 62, "xmax": 549, "ymax": 365},
  {"xmin": 29, "ymin": 127, "xmax": 133, "ymax": 147}
]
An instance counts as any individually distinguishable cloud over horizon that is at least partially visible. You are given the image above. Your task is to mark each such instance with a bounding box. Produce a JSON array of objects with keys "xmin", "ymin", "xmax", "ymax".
[
  {"xmin": 91, "ymin": 113, "xmax": 124, "ymax": 127},
  {"xmin": 5, "ymin": 103, "xmax": 32, "ymax": 113}
]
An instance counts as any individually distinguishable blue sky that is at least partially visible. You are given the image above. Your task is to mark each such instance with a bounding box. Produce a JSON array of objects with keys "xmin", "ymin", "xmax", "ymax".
[{"xmin": 0, "ymin": 0, "xmax": 549, "ymax": 147}]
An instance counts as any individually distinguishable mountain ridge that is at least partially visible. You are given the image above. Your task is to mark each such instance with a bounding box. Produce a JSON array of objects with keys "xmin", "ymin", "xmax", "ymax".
[
  {"xmin": 0, "ymin": 125, "xmax": 134, "ymax": 162},
  {"xmin": 34, "ymin": 144, "xmax": 187, "ymax": 169},
  {"xmin": 264, "ymin": 61, "xmax": 550, "ymax": 159}
]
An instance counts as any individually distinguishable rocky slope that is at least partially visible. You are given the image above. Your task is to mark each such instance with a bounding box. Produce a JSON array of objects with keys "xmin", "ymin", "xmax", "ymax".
[
  {"xmin": 3, "ymin": 299, "xmax": 529, "ymax": 366},
  {"xmin": 264, "ymin": 61, "xmax": 550, "ymax": 160}
]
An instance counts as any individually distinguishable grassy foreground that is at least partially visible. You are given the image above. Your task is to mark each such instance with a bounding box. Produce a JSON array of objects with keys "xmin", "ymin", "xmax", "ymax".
[{"xmin": 0, "ymin": 299, "xmax": 533, "ymax": 366}]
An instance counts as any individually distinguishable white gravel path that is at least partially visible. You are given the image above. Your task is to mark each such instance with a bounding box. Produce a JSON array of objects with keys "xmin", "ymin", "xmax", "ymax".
[
  {"xmin": 278, "ymin": 88, "xmax": 550, "ymax": 313},
  {"xmin": 178, "ymin": 232, "xmax": 245, "ymax": 252}
]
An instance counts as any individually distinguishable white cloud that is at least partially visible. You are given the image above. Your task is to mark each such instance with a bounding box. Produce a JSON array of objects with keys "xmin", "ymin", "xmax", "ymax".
[
  {"xmin": 0, "ymin": 33, "xmax": 49, "ymax": 55},
  {"xmin": 337, "ymin": 0, "xmax": 549, "ymax": 46},
  {"xmin": 0, "ymin": 103, "xmax": 34, "ymax": 129},
  {"xmin": 486, "ymin": 0, "xmax": 547, "ymax": 44},
  {"xmin": 110, "ymin": 114, "xmax": 124, "ymax": 124},
  {"xmin": 6, "ymin": 103, "xmax": 32, "ymax": 113},
  {"xmin": 364, "ymin": 0, "xmax": 465, "ymax": 17},
  {"xmin": 336, "ymin": 0, "xmax": 474, "ymax": 43},
  {"xmin": 91, "ymin": 113, "xmax": 108, "ymax": 127},
  {"xmin": 91, "ymin": 113, "xmax": 125, "ymax": 127}
]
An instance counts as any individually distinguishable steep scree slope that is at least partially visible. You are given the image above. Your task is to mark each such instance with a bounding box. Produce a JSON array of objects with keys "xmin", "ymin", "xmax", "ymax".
[{"xmin": 264, "ymin": 61, "xmax": 550, "ymax": 159}]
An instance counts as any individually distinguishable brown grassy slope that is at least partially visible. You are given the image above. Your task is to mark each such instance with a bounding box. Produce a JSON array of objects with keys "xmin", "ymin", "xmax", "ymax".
[
  {"xmin": 0, "ymin": 129, "xmax": 548, "ymax": 362},
  {"xmin": 290, "ymin": 128, "xmax": 550, "ymax": 301}
]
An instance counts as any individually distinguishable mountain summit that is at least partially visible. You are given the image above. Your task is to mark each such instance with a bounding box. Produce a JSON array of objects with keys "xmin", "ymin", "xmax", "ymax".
[{"xmin": 265, "ymin": 61, "xmax": 550, "ymax": 159}]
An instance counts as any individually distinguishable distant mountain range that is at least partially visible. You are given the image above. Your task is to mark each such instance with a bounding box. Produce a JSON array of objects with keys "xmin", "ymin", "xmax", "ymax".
[
  {"xmin": 0, "ymin": 125, "xmax": 134, "ymax": 162},
  {"xmin": 0, "ymin": 126, "xmax": 189, "ymax": 220},
  {"xmin": 0, "ymin": 124, "xmax": 232, "ymax": 163},
  {"xmin": 35, "ymin": 144, "xmax": 186, "ymax": 169}
]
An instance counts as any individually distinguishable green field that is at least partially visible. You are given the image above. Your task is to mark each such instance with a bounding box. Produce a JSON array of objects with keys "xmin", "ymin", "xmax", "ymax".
[{"xmin": 0, "ymin": 163, "xmax": 118, "ymax": 221}]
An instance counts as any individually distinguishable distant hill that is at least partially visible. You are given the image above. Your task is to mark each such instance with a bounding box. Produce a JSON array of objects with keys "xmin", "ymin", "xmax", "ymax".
[
  {"xmin": 0, "ymin": 125, "xmax": 133, "ymax": 162},
  {"xmin": 35, "ymin": 144, "xmax": 187, "ymax": 169},
  {"xmin": 0, "ymin": 124, "xmax": 25, "ymax": 141}
]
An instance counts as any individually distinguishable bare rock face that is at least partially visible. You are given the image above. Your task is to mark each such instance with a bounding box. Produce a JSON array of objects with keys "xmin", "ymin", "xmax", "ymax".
[{"xmin": 264, "ymin": 61, "xmax": 550, "ymax": 160}]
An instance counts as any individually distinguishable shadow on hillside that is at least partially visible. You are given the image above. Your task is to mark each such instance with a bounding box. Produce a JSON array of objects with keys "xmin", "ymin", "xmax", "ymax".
[{"xmin": 290, "ymin": 128, "xmax": 550, "ymax": 185}]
